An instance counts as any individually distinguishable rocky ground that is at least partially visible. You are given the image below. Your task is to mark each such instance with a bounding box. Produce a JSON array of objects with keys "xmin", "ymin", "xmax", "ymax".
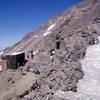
[
  {"xmin": 0, "ymin": 70, "xmax": 36, "ymax": 100},
  {"xmin": 0, "ymin": 0, "xmax": 100, "ymax": 100}
]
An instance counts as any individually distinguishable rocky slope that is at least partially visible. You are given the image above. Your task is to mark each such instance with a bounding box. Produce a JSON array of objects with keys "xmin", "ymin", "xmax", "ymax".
[
  {"xmin": 2, "ymin": 0, "xmax": 100, "ymax": 100},
  {"xmin": 4, "ymin": 0, "xmax": 100, "ymax": 55}
]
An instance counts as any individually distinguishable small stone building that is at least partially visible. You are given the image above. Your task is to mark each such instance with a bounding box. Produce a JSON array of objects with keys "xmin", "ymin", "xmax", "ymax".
[{"xmin": 0, "ymin": 52, "xmax": 25, "ymax": 70}]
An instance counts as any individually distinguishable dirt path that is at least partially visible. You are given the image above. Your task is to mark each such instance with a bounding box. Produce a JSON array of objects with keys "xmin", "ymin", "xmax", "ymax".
[{"xmin": 0, "ymin": 72, "xmax": 35, "ymax": 100}]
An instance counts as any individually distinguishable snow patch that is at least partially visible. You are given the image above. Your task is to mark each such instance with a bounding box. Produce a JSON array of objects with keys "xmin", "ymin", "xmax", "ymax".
[
  {"xmin": 33, "ymin": 50, "xmax": 38, "ymax": 55},
  {"xmin": 55, "ymin": 90, "xmax": 100, "ymax": 100},
  {"xmin": 43, "ymin": 31, "xmax": 51, "ymax": 37},
  {"xmin": 43, "ymin": 23, "xmax": 56, "ymax": 37},
  {"xmin": 77, "ymin": 35, "xmax": 100, "ymax": 97},
  {"xmin": 47, "ymin": 23, "xmax": 56, "ymax": 31},
  {"xmin": 0, "ymin": 51, "xmax": 3, "ymax": 55}
]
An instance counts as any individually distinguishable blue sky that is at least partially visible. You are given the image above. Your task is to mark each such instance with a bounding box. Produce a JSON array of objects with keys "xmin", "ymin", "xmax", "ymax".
[{"xmin": 0, "ymin": 0, "xmax": 81, "ymax": 50}]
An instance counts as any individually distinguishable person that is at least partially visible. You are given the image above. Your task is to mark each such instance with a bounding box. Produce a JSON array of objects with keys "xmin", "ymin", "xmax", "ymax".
[{"xmin": 50, "ymin": 49, "xmax": 55, "ymax": 62}]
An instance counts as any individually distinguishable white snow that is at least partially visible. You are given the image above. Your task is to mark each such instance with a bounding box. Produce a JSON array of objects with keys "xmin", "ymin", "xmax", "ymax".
[
  {"xmin": 77, "ymin": 35, "xmax": 100, "ymax": 97},
  {"xmin": 43, "ymin": 23, "xmax": 56, "ymax": 37},
  {"xmin": 33, "ymin": 50, "xmax": 38, "ymax": 55},
  {"xmin": 0, "ymin": 51, "xmax": 3, "ymax": 55},
  {"xmin": 55, "ymin": 36, "xmax": 100, "ymax": 100},
  {"xmin": 47, "ymin": 24, "xmax": 56, "ymax": 31},
  {"xmin": 43, "ymin": 31, "xmax": 51, "ymax": 37}
]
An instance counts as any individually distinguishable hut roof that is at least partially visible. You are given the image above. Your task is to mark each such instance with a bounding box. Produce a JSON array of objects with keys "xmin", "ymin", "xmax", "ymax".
[{"xmin": 4, "ymin": 52, "xmax": 24, "ymax": 56}]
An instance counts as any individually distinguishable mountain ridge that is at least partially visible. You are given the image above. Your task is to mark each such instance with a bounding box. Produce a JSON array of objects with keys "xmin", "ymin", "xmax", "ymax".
[{"xmin": 4, "ymin": 0, "xmax": 98, "ymax": 54}]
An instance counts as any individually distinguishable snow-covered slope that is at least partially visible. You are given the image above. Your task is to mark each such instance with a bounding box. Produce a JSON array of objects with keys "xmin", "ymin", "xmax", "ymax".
[{"xmin": 78, "ymin": 36, "xmax": 100, "ymax": 96}]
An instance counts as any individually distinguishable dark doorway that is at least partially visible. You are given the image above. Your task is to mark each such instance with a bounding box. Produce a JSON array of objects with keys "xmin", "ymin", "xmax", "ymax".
[{"xmin": 16, "ymin": 53, "xmax": 25, "ymax": 67}]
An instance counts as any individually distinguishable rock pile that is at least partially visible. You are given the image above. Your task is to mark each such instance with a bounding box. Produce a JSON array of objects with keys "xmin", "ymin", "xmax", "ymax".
[{"xmin": 21, "ymin": 27, "xmax": 99, "ymax": 100}]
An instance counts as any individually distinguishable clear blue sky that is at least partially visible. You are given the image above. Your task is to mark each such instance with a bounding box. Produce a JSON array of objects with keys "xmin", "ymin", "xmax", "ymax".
[{"xmin": 0, "ymin": 0, "xmax": 81, "ymax": 50}]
